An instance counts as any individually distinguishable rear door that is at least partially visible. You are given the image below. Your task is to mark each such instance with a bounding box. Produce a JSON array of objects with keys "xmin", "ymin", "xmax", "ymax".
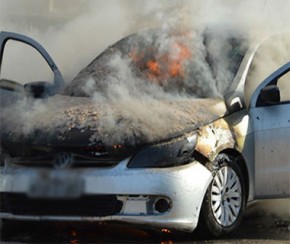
[{"xmin": 249, "ymin": 62, "xmax": 290, "ymax": 198}]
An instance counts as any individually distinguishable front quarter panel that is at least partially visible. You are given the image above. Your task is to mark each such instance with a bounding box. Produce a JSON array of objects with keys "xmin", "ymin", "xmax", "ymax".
[
  {"xmin": 196, "ymin": 118, "xmax": 236, "ymax": 162},
  {"xmin": 195, "ymin": 110, "xmax": 255, "ymax": 201}
]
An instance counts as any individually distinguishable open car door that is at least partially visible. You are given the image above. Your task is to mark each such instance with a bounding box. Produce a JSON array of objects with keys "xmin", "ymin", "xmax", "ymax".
[
  {"xmin": 0, "ymin": 31, "xmax": 64, "ymax": 100},
  {"xmin": 249, "ymin": 62, "xmax": 290, "ymax": 198}
]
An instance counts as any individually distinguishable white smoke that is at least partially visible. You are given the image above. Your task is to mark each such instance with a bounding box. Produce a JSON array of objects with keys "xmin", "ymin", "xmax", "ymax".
[
  {"xmin": 0, "ymin": 0, "xmax": 132, "ymax": 81},
  {"xmin": 1, "ymin": 0, "xmax": 290, "ymax": 82}
]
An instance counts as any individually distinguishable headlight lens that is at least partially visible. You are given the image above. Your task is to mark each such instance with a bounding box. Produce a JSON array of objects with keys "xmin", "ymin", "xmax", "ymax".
[{"xmin": 128, "ymin": 133, "xmax": 197, "ymax": 168}]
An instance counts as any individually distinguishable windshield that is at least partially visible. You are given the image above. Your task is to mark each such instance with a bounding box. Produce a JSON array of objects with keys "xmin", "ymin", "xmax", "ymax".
[{"xmin": 64, "ymin": 29, "xmax": 247, "ymax": 98}]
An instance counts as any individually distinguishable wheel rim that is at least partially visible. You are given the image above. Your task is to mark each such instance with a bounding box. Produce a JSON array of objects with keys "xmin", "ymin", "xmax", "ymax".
[{"xmin": 210, "ymin": 166, "xmax": 242, "ymax": 227}]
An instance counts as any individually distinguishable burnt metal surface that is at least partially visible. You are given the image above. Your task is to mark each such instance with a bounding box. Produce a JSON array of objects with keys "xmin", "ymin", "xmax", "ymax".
[
  {"xmin": 196, "ymin": 119, "xmax": 236, "ymax": 161},
  {"xmin": 0, "ymin": 95, "xmax": 228, "ymax": 150}
]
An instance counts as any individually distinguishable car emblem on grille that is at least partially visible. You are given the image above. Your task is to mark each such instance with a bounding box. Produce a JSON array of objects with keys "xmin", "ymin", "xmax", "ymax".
[{"xmin": 54, "ymin": 152, "xmax": 73, "ymax": 169}]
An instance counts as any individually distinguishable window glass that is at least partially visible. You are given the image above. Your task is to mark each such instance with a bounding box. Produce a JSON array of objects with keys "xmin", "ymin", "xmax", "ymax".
[
  {"xmin": 1, "ymin": 40, "xmax": 53, "ymax": 85},
  {"xmin": 244, "ymin": 33, "xmax": 290, "ymax": 106},
  {"xmin": 65, "ymin": 30, "xmax": 247, "ymax": 98},
  {"xmin": 277, "ymin": 71, "xmax": 290, "ymax": 102}
]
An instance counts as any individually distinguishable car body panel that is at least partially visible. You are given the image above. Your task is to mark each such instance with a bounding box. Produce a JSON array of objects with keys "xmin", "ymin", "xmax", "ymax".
[
  {"xmin": 0, "ymin": 159, "xmax": 212, "ymax": 232},
  {"xmin": 252, "ymin": 104, "xmax": 290, "ymax": 197},
  {"xmin": 196, "ymin": 118, "xmax": 236, "ymax": 161}
]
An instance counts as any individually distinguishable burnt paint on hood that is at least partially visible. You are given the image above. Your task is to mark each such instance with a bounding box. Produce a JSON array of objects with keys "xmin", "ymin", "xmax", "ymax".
[{"xmin": 0, "ymin": 95, "xmax": 228, "ymax": 149}]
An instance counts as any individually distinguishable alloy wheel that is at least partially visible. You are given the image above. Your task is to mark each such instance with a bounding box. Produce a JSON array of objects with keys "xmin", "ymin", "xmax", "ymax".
[{"xmin": 210, "ymin": 166, "xmax": 242, "ymax": 227}]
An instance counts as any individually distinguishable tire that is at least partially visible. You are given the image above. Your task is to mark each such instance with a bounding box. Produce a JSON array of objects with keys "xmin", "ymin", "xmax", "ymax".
[{"xmin": 198, "ymin": 153, "xmax": 246, "ymax": 237}]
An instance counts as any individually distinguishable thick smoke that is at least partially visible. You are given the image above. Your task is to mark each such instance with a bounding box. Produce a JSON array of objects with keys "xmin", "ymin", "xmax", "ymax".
[
  {"xmin": 1, "ymin": 0, "xmax": 289, "ymax": 217},
  {"xmin": 0, "ymin": 0, "xmax": 133, "ymax": 81},
  {"xmin": 1, "ymin": 0, "xmax": 289, "ymax": 81},
  {"xmin": 1, "ymin": 1, "xmax": 290, "ymax": 87}
]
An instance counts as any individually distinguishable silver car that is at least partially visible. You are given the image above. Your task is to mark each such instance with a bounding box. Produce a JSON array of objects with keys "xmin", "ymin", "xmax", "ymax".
[{"xmin": 0, "ymin": 30, "xmax": 289, "ymax": 237}]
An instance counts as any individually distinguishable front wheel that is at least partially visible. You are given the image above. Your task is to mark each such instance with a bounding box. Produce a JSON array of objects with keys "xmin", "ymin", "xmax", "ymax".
[{"xmin": 198, "ymin": 154, "xmax": 246, "ymax": 237}]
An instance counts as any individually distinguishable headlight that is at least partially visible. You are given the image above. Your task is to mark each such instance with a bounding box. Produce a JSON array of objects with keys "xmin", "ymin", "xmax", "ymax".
[{"xmin": 128, "ymin": 133, "xmax": 197, "ymax": 168}]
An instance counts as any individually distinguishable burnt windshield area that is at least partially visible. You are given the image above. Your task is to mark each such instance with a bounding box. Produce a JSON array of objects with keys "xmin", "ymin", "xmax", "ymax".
[{"xmin": 64, "ymin": 29, "xmax": 248, "ymax": 98}]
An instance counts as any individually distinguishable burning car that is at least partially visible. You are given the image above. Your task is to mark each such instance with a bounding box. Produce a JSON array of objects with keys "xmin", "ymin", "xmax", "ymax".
[{"xmin": 0, "ymin": 29, "xmax": 289, "ymax": 237}]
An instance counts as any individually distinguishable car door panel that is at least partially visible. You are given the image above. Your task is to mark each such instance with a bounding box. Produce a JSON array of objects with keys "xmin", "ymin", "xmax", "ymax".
[
  {"xmin": 251, "ymin": 104, "xmax": 290, "ymax": 197},
  {"xmin": 0, "ymin": 31, "xmax": 64, "ymax": 93},
  {"xmin": 249, "ymin": 62, "xmax": 290, "ymax": 198}
]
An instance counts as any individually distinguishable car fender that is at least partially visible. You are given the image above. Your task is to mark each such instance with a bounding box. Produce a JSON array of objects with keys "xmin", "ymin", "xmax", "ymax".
[{"xmin": 196, "ymin": 118, "xmax": 236, "ymax": 162}]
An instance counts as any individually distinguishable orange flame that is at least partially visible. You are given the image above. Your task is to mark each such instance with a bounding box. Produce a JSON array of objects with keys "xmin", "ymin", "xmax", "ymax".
[
  {"xmin": 129, "ymin": 40, "xmax": 191, "ymax": 83},
  {"xmin": 161, "ymin": 228, "xmax": 171, "ymax": 234},
  {"xmin": 70, "ymin": 230, "xmax": 79, "ymax": 244},
  {"xmin": 147, "ymin": 60, "xmax": 160, "ymax": 76},
  {"xmin": 168, "ymin": 42, "xmax": 191, "ymax": 78}
]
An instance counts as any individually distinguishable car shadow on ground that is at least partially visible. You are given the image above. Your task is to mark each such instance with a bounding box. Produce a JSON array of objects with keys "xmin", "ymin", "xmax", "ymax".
[{"xmin": 1, "ymin": 203, "xmax": 289, "ymax": 243}]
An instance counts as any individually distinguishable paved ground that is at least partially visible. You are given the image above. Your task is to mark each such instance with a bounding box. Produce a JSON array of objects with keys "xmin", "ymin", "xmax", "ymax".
[{"xmin": 1, "ymin": 200, "xmax": 289, "ymax": 243}]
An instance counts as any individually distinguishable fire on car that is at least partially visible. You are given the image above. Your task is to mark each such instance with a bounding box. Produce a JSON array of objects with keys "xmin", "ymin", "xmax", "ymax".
[{"xmin": 0, "ymin": 29, "xmax": 289, "ymax": 237}]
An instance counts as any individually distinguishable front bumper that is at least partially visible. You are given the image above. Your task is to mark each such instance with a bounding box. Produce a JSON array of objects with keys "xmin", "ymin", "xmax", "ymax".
[{"xmin": 0, "ymin": 159, "xmax": 212, "ymax": 232}]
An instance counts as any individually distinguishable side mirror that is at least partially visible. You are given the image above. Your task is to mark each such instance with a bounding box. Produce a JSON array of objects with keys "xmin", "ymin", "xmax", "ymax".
[
  {"xmin": 259, "ymin": 85, "xmax": 280, "ymax": 105},
  {"xmin": 24, "ymin": 81, "xmax": 54, "ymax": 99}
]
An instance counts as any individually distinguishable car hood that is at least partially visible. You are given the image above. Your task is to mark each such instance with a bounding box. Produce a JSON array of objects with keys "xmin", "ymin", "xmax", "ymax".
[{"xmin": 0, "ymin": 95, "xmax": 228, "ymax": 149}]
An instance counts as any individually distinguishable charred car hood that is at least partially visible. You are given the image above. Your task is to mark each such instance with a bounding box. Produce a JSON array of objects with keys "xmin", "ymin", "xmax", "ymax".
[{"xmin": 0, "ymin": 95, "xmax": 228, "ymax": 150}]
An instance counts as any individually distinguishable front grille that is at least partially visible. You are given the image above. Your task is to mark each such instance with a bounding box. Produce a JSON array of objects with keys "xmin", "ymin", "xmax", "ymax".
[
  {"xmin": 11, "ymin": 156, "xmax": 120, "ymax": 168},
  {"xmin": 0, "ymin": 193, "xmax": 123, "ymax": 217}
]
